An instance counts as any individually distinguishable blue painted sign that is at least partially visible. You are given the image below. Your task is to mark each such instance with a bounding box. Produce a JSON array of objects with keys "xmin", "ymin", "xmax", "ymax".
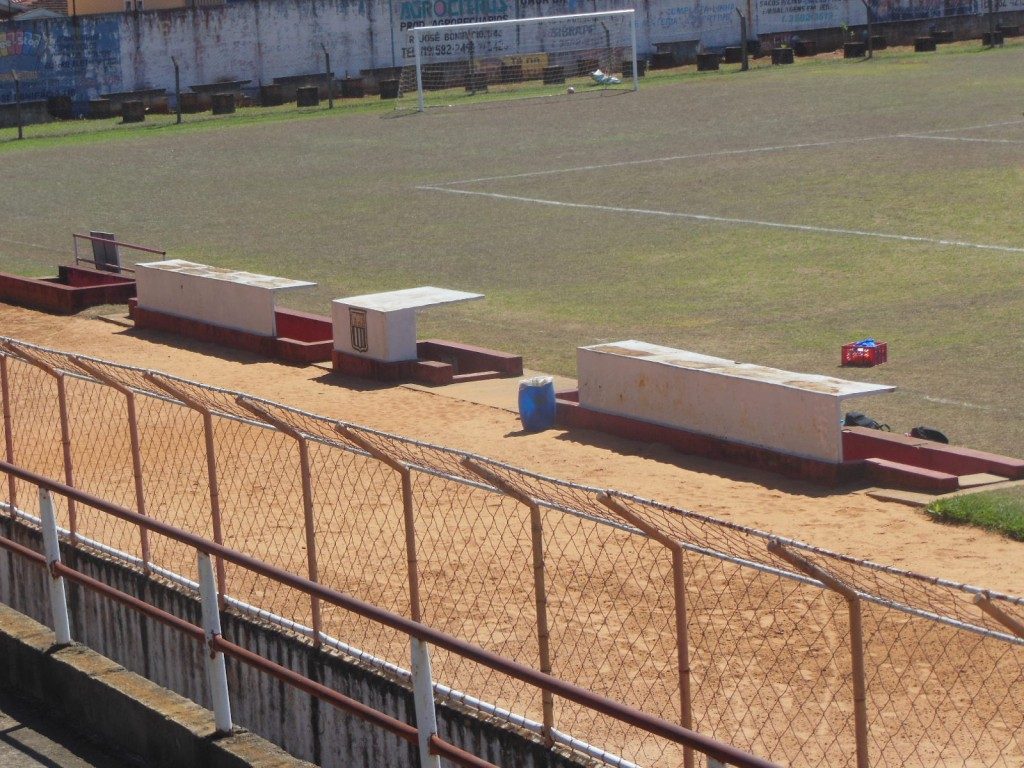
[{"xmin": 0, "ymin": 17, "xmax": 122, "ymax": 111}]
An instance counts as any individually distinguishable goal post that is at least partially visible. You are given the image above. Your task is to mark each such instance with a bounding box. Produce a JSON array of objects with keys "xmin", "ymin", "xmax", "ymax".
[{"xmin": 399, "ymin": 9, "xmax": 639, "ymax": 112}]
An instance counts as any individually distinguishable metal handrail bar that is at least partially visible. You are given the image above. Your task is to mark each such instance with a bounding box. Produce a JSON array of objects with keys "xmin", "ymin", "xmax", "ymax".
[
  {"xmin": 0, "ymin": 530, "xmax": 493, "ymax": 768},
  {"xmin": 72, "ymin": 232, "xmax": 167, "ymax": 256},
  {"xmin": 0, "ymin": 460, "xmax": 779, "ymax": 768},
  {"xmin": 71, "ymin": 233, "xmax": 165, "ymax": 275},
  {"xmin": 2, "ymin": 499, "xmax": 644, "ymax": 768}
]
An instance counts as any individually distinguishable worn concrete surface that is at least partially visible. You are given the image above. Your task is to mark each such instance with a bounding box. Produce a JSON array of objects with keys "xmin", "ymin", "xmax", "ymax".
[{"xmin": 0, "ymin": 688, "xmax": 137, "ymax": 768}]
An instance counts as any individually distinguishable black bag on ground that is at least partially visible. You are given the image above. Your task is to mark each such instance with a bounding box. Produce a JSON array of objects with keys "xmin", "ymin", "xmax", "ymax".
[
  {"xmin": 909, "ymin": 426, "xmax": 949, "ymax": 444},
  {"xmin": 844, "ymin": 411, "xmax": 891, "ymax": 431}
]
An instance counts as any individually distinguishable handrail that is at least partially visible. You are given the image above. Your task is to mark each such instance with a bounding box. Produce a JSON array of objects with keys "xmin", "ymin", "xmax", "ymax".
[
  {"xmin": 0, "ymin": 528, "xmax": 460, "ymax": 764},
  {"xmin": 71, "ymin": 232, "xmax": 166, "ymax": 275},
  {"xmin": 72, "ymin": 232, "xmax": 167, "ymax": 256},
  {"xmin": 0, "ymin": 459, "xmax": 779, "ymax": 768}
]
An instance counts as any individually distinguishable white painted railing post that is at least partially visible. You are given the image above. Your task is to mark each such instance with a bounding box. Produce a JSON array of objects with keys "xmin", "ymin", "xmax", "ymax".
[
  {"xmin": 39, "ymin": 488, "xmax": 71, "ymax": 645},
  {"xmin": 198, "ymin": 551, "xmax": 233, "ymax": 733},
  {"xmin": 410, "ymin": 638, "xmax": 441, "ymax": 768}
]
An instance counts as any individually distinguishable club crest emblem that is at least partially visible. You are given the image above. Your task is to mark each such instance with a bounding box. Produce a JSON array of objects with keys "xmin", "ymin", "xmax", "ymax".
[{"xmin": 349, "ymin": 308, "xmax": 368, "ymax": 353}]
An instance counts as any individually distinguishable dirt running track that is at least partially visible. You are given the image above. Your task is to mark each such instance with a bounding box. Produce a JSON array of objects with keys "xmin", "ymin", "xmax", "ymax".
[
  {"xmin": 2, "ymin": 303, "xmax": 1019, "ymax": 595},
  {"xmin": 6, "ymin": 305, "xmax": 1024, "ymax": 768}
]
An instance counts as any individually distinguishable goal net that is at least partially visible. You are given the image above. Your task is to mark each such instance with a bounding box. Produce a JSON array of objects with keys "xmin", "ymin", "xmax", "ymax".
[{"xmin": 397, "ymin": 10, "xmax": 638, "ymax": 111}]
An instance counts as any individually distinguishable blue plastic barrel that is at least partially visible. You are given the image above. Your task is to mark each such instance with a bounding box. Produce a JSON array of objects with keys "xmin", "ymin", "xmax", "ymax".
[{"xmin": 518, "ymin": 376, "xmax": 556, "ymax": 432}]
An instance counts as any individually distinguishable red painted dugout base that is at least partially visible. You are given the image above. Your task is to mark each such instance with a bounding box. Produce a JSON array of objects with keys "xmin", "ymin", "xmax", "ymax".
[
  {"xmin": 557, "ymin": 393, "xmax": 1024, "ymax": 492},
  {"xmin": 333, "ymin": 341, "xmax": 523, "ymax": 386},
  {"xmin": 0, "ymin": 265, "xmax": 136, "ymax": 315},
  {"xmin": 128, "ymin": 300, "xmax": 333, "ymax": 364},
  {"xmin": 128, "ymin": 300, "xmax": 523, "ymax": 379}
]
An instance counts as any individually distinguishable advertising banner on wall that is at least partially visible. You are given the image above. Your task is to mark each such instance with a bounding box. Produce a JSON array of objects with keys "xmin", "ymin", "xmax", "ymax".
[
  {"xmin": 646, "ymin": 0, "xmax": 743, "ymax": 48},
  {"xmin": 754, "ymin": 0, "xmax": 859, "ymax": 33},
  {"xmin": 871, "ymin": 0, "xmax": 977, "ymax": 22}
]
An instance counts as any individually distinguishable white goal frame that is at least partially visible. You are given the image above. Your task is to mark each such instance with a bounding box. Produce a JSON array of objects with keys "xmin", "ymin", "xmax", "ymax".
[{"xmin": 409, "ymin": 9, "xmax": 639, "ymax": 112}]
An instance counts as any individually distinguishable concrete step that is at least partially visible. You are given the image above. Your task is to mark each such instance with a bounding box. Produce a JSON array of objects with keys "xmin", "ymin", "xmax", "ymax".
[{"xmin": 862, "ymin": 457, "xmax": 959, "ymax": 494}]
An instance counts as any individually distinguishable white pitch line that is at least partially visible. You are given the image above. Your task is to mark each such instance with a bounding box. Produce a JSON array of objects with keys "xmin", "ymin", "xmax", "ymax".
[
  {"xmin": 922, "ymin": 395, "xmax": 1004, "ymax": 412},
  {"xmin": 435, "ymin": 118, "xmax": 1024, "ymax": 187},
  {"xmin": 901, "ymin": 134, "xmax": 1024, "ymax": 145},
  {"xmin": 438, "ymin": 137, "xmax": 884, "ymax": 185},
  {"xmin": 911, "ymin": 117, "xmax": 1024, "ymax": 135},
  {"xmin": 0, "ymin": 237, "xmax": 64, "ymax": 254},
  {"xmin": 418, "ymin": 185, "xmax": 1024, "ymax": 254}
]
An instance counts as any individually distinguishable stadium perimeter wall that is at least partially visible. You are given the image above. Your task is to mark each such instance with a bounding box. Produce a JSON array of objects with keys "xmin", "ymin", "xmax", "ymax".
[
  {"xmin": 0, "ymin": 514, "xmax": 586, "ymax": 768},
  {"xmin": 2, "ymin": 0, "xmax": 1024, "ymax": 109}
]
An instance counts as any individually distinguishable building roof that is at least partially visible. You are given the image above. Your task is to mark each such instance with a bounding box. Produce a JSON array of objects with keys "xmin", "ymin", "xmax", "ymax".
[
  {"xmin": 10, "ymin": 0, "xmax": 67, "ymax": 15},
  {"xmin": 13, "ymin": 6, "xmax": 63, "ymax": 17}
]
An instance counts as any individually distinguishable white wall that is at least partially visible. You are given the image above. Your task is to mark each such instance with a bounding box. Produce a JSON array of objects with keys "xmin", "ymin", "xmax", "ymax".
[
  {"xmin": 136, "ymin": 261, "xmax": 290, "ymax": 336},
  {"xmin": 578, "ymin": 342, "xmax": 891, "ymax": 462}
]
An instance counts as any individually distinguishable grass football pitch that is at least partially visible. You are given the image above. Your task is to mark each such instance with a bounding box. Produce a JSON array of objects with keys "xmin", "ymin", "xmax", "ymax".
[{"xmin": 2, "ymin": 39, "xmax": 1023, "ymax": 457}]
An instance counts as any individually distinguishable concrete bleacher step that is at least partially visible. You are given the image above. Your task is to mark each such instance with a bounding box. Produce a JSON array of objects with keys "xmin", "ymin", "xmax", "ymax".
[
  {"xmin": 862, "ymin": 457, "xmax": 959, "ymax": 494},
  {"xmin": 957, "ymin": 472, "xmax": 1010, "ymax": 488},
  {"xmin": 863, "ymin": 459, "xmax": 1010, "ymax": 495},
  {"xmin": 451, "ymin": 370, "xmax": 503, "ymax": 383},
  {"xmin": 844, "ymin": 427, "xmax": 1024, "ymax": 480}
]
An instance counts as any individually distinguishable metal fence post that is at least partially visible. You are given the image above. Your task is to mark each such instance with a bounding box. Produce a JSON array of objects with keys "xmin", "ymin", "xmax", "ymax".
[
  {"xmin": 144, "ymin": 374, "xmax": 227, "ymax": 604},
  {"xmin": 198, "ymin": 551, "xmax": 233, "ymax": 733},
  {"xmin": 321, "ymin": 43, "xmax": 334, "ymax": 110},
  {"xmin": 410, "ymin": 637, "xmax": 442, "ymax": 768},
  {"xmin": 768, "ymin": 541, "xmax": 869, "ymax": 768},
  {"xmin": 461, "ymin": 458, "xmax": 556, "ymax": 744},
  {"xmin": 13, "ymin": 72, "xmax": 24, "ymax": 141},
  {"xmin": 74, "ymin": 358, "xmax": 151, "ymax": 569},
  {"xmin": 861, "ymin": 0, "xmax": 874, "ymax": 58},
  {"xmin": 737, "ymin": 10, "xmax": 749, "ymax": 71},
  {"xmin": 171, "ymin": 56, "xmax": 181, "ymax": 124},
  {"xmin": 2, "ymin": 344, "xmax": 77, "ymax": 539},
  {"xmin": 236, "ymin": 398, "xmax": 322, "ymax": 643},
  {"xmin": 598, "ymin": 492, "xmax": 694, "ymax": 768},
  {"xmin": 1, "ymin": 354, "xmax": 17, "ymax": 515},
  {"xmin": 39, "ymin": 488, "xmax": 72, "ymax": 645},
  {"xmin": 336, "ymin": 426, "xmax": 424, "ymax": 622},
  {"xmin": 973, "ymin": 593, "xmax": 1024, "ymax": 638}
]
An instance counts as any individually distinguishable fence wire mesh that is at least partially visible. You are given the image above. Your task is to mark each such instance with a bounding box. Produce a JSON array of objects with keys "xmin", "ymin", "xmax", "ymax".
[{"xmin": 1, "ymin": 336, "xmax": 1022, "ymax": 768}]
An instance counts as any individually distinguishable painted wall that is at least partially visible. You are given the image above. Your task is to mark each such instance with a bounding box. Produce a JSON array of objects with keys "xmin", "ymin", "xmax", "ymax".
[
  {"xmin": 0, "ymin": 18, "xmax": 122, "ymax": 104},
  {"xmin": 0, "ymin": 0, "xmax": 1014, "ymax": 108},
  {"xmin": 754, "ymin": 0, "xmax": 861, "ymax": 34}
]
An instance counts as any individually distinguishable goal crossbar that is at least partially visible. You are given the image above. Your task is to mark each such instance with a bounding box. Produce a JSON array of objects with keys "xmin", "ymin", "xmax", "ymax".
[
  {"xmin": 411, "ymin": 8, "xmax": 636, "ymax": 33},
  {"xmin": 408, "ymin": 8, "xmax": 639, "ymax": 112}
]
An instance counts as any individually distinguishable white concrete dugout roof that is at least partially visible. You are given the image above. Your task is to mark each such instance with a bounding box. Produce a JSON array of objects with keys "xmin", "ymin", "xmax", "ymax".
[
  {"xmin": 337, "ymin": 286, "xmax": 484, "ymax": 313},
  {"xmin": 581, "ymin": 340, "xmax": 895, "ymax": 399},
  {"xmin": 135, "ymin": 259, "xmax": 316, "ymax": 292}
]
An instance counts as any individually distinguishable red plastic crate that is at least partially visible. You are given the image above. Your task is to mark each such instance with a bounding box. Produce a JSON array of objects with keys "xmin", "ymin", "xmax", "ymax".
[{"xmin": 841, "ymin": 341, "xmax": 887, "ymax": 367}]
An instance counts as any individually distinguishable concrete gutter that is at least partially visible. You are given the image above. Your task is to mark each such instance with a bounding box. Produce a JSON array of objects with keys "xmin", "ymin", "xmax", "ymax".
[{"xmin": 0, "ymin": 602, "xmax": 315, "ymax": 768}]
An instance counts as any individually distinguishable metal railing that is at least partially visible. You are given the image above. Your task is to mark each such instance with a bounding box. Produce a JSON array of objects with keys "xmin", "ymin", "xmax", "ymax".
[
  {"xmin": 0, "ymin": 465, "xmax": 776, "ymax": 768},
  {"xmin": 71, "ymin": 232, "xmax": 166, "ymax": 274},
  {"xmin": 0, "ymin": 336, "xmax": 1022, "ymax": 767}
]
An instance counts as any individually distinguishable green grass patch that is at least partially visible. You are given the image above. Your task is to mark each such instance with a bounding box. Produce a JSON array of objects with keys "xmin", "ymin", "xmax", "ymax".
[
  {"xmin": 926, "ymin": 488, "xmax": 1024, "ymax": 541},
  {"xmin": 0, "ymin": 98, "xmax": 395, "ymax": 149}
]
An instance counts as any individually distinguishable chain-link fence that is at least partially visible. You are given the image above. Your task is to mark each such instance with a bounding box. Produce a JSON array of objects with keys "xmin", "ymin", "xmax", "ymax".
[{"xmin": 0, "ymin": 335, "xmax": 1021, "ymax": 767}]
